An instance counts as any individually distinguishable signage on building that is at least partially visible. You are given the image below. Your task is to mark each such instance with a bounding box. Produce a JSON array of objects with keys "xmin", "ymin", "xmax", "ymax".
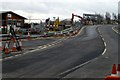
[{"xmin": 7, "ymin": 14, "xmax": 12, "ymax": 18}]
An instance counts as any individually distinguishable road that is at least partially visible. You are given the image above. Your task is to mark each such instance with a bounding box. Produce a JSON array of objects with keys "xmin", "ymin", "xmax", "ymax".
[
  {"xmin": 2, "ymin": 25, "xmax": 118, "ymax": 79},
  {"xmin": 64, "ymin": 25, "xmax": 119, "ymax": 79}
]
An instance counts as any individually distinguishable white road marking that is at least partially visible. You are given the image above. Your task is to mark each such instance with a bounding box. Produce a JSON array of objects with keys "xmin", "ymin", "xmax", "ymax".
[
  {"xmin": 38, "ymin": 46, "xmax": 42, "ymax": 48},
  {"xmin": 59, "ymin": 60, "xmax": 90, "ymax": 76},
  {"xmin": 102, "ymin": 48, "xmax": 107, "ymax": 55},
  {"xmin": 112, "ymin": 26, "xmax": 120, "ymax": 35},
  {"xmin": 41, "ymin": 46, "xmax": 47, "ymax": 49},
  {"xmin": 98, "ymin": 27, "xmax": 107, "ymax": 56},
  {"xmin": 104, "ymin": 42, "xmax": 107, "ymax": 47},
  {"xmin": 102, "ymin": 38, "xmax": 105, "ymax": 41}
]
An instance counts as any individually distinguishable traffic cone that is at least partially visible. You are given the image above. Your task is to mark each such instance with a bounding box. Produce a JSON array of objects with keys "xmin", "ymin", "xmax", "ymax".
[
  {"xmin": 73, "ymin": 31, "xmax": 75, "ymax": 35},
  {"xmin": 68, "ymin": 32, "xmax": 70, "ymax": 36},
  {"xmin": 28, "ymin": 32, "xmax": 31, "ymax": 40},
  {"xmin": 76, "ymin": 30, "xmax": 78, "ymax": 34},
  {"xmin": 4, "ymin": 41, "xmax": 9, "ymax": 54},
  {"xmin": 105, "ymin": 76, "xmax": 120, "ymax": 80},
  {"xmin": 117, "ymin": 64, "xmax": 120, "ymax": 76},
  {"xmin": 104, "ymin": 64, "xmax": 120, "ymax": 80},
  {"xmin": 12, "ymin": 40, "xmax": 17, "ymax": 52},
  {"xmin": 19, "ymin": 39, "xmax": 22, "ymax": 50},
  {"xmin": 54, "ymin": 32, "xmax": 57, "ymax": 37},
  {"xmin": 111, "ymin": 64, "xmax": 117, "ymax": 76}
]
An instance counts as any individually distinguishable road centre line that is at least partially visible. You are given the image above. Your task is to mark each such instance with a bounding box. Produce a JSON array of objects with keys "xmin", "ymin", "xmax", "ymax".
[{"xmin": 102, "ymin": 48, "xmax": 107, "ymax": 55}]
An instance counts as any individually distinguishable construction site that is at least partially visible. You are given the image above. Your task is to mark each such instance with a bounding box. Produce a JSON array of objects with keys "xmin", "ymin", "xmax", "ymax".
[{"xmin": 0, "ymin": 9, "xmax": 119, "ymax": 79}]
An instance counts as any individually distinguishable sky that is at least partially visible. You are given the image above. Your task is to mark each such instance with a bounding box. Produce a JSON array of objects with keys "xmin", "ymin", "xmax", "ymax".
[{"xmin": 0, "ymin": 0, "xmax": 119, "ymax": 20}]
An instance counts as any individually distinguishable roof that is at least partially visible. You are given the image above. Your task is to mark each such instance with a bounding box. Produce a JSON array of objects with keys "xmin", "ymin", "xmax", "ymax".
[{"xmin": 0, "ymin": 11, "xmax": 27, "ymax": 19}]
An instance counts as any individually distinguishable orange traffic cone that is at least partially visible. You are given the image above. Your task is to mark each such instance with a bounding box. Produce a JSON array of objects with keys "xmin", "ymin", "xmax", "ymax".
[
  {"xmin": 111, "ymin": 64, "xmax": 117, "ymax": 76},
  {"xmin": 4, "ymin": 41, "xmax": 9, "ymax": 54},
  {"xmin": 105, "ymin": 76, "xmax": 120, "ymax": 80},
  {"xmin": 19, "ymin": 39, "xmax": 22, "ymax": 50},
  {"xmin": 12, "ymin": 40, "xmax": 17, "ymax": 52},
  {"xmin": 117, "ymin": 64, "xmax": 120, "ymax": 76},
  {"xmin": 104, "ymin": 64, "xmax": 120, "ymax": 80},
  {"xmin": 28, "ymin": 32, "xmax": 31, "ymax": 40}
]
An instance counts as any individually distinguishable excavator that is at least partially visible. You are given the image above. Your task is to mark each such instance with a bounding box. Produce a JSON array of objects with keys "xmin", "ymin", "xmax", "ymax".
[{"xmin": 71, "ymin": 13, "xmax": 84, "ymax": 25}]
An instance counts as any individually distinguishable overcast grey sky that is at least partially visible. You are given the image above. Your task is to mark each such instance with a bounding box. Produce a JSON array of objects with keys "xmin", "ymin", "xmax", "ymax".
[{"xmin": 0, "ymin": 0, "xmax": 119, "ymax": 19}]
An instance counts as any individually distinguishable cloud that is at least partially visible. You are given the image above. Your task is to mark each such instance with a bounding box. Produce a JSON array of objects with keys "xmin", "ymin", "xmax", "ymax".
[{"xmin": 0, "ymin": 0, "xmax": 119, "ymax": 19}]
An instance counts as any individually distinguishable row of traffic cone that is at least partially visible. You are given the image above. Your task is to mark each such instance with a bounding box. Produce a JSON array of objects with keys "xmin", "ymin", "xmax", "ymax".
[
  {"xmin": 1, "ymin": 32, "xmax": 30, "ymax": 53},
  {"xmin": 105, "ymin": 64, "xmax": 120, "ymax": 80},
  {"xmin": 3, "ymin": 39, "xmax": 22, "ymax": 54}
]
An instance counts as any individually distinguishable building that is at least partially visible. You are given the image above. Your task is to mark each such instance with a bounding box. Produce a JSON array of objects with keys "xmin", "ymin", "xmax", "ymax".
[
  {"xmin": 83, "ymin": 14, "xmax": 104, "ymax": 25},
  {"xmin": 0, "ymin": 11, "xmax": 27, "ymax": 28}
]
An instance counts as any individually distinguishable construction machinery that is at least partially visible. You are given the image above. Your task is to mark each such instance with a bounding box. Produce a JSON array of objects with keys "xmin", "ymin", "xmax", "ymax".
[{"xmin": 71, "ymin": 13, "xmax": 84, "ymax": 25}]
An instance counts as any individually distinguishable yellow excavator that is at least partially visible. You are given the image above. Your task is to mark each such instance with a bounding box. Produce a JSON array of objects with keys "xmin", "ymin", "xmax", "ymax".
[{"xmin": 53, "ymin": 17, "xmax": 60, "ymax": 30}]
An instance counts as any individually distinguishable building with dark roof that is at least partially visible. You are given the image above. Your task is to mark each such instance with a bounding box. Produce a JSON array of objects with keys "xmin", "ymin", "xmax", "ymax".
[{"xmin": 0, "ymin": 11, "xmax": 27, "ymax": 28}]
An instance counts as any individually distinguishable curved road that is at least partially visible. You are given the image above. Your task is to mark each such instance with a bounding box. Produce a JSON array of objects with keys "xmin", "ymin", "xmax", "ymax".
[
  {"xmin": 2, "ymin": 25, "xmax": 106, "ymax": 78},
  {"xmin": 65, "ymin": 25, "xmax": 119, "ymax": 78}
]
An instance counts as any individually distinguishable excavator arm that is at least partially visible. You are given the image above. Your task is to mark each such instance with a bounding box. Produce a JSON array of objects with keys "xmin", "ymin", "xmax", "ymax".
[{"xmin": 71, "ymin": 13, "xmax": 84, "ymax": 25}]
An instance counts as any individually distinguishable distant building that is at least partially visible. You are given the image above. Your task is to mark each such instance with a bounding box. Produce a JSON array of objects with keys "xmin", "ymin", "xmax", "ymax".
[
  {"xmin": 83, "ymin": 14, "xmax": 104, "ymax": 24},
  {"xmin": 0, "ymin": 11, "xmax": 27, "ymax": 28}
]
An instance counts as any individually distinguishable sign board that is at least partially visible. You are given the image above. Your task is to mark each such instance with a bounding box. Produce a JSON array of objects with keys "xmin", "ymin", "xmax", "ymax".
[{"xmin": 7, "ymin": 14, "xmax": 12, "ymax": 18}]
